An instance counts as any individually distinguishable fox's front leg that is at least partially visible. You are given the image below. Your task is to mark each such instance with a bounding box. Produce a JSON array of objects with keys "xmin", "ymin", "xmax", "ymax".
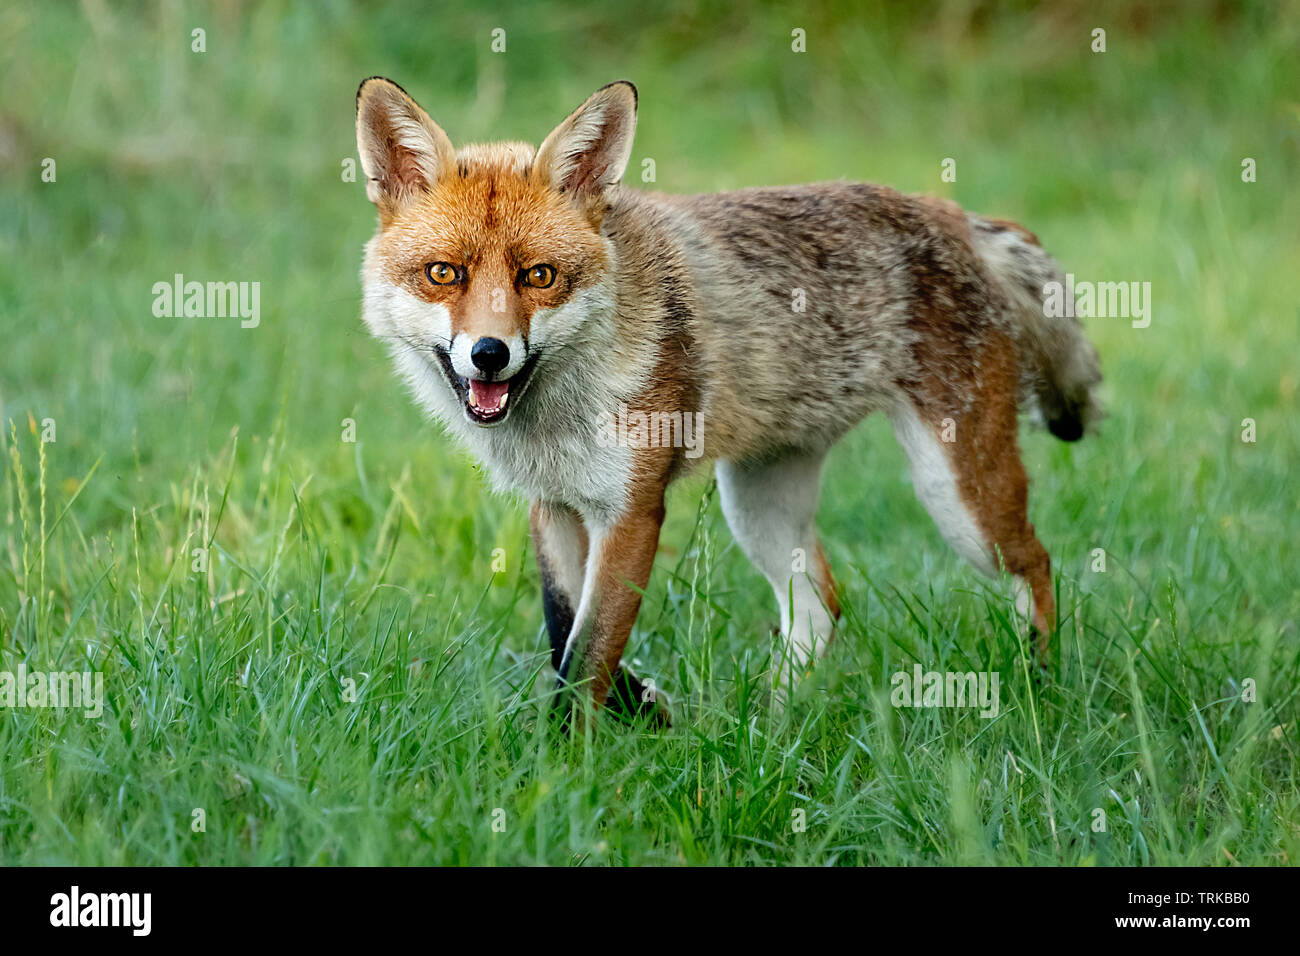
[
  {"xmin": 530, "ymin": 501, "xmax": 588, "ymax": 672},
  {"xmin": 559, "ymin": 498, "xmax": 666, "ymax": 726},
  {"xmin": 531, "ymin": 498, "xmax": 670, "ymax": 727}
]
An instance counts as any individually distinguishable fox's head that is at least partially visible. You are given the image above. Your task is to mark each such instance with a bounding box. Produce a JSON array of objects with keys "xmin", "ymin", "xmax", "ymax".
[{"xmin": 355, "ymin": 77, "xmax": 637, "ymax": 428}]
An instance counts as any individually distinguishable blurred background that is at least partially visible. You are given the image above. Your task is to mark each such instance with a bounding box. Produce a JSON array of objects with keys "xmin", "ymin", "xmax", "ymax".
[
  {"xmin": 1, "ymin": 0, "xmax": 1297, "ymax": 641},
  {"xmin": 3, "ymin": 0, "xmax": 1296, "ymax": 608}
]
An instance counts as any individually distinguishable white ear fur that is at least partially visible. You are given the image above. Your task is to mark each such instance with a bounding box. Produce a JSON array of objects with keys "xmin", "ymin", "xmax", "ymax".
[
  {"xmin": 355, "ymin": 77, "xmax": 456, "ymax": 209},
  {"xmin": 534, "ymin": 81, "xmax": 638, "ymax": 204}
]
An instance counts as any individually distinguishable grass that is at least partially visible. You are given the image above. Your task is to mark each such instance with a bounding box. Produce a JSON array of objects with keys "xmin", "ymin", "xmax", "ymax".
[{"xmin": 0, "ymin": 0, "xmax": 1297, "ymax": 865}]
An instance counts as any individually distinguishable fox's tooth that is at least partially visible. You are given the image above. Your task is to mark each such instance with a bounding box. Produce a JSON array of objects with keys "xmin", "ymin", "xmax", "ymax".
[
  {"xmin": 468, "ymin": 389, "xmax": 479, "ymax": 408},
  {"xmin": 498, "ymin": 391, "xmax": 509, "ymax": 410}
]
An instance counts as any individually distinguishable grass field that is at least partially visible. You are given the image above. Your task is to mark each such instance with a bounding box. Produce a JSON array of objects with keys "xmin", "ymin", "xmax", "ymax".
[{"xmin": 1, "ymin": 1, "xmax": 1297, "ymax": 865}]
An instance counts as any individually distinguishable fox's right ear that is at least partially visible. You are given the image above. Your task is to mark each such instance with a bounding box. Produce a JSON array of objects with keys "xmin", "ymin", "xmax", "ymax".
[{"xmin": 355, "ymin": 77, "xmax": 455, "ymax": 214}]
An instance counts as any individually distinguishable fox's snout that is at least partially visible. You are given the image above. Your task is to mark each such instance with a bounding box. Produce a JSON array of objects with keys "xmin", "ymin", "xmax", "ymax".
[
  {"xmin": 448, "ymin": 328, "xmax": 527, "ymax": 382},
  {"xmin": 469, "ymin": 337, "xmax": 511, "ymax": 376}
]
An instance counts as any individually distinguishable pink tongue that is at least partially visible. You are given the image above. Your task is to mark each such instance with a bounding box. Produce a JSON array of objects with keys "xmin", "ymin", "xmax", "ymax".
[{"xmin": 470, "ymin": 379, "xmax": 509, "ymax": 413}]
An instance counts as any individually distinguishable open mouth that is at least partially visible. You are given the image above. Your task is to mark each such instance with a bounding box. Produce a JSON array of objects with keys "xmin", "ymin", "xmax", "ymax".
[{"xmin": 432, "ymin": 347, "xmax": 539, "ymax": 426}]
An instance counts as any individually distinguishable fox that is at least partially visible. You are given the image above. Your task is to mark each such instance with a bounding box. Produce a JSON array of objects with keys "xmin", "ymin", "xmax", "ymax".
[{"xmin": 354, "ymin": 77, "xmax": 1102, "ymax": 727}]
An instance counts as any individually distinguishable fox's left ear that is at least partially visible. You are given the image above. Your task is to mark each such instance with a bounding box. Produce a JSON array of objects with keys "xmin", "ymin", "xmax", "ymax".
[{"xmin": 534, "ymin": 81, "xmax": 637, "ymax": 219}]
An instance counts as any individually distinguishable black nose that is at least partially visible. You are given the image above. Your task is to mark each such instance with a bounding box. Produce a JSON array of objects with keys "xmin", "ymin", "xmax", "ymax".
[{"xmin": 470, "ymin": 337, "xmax": 510, "ymax": 376}]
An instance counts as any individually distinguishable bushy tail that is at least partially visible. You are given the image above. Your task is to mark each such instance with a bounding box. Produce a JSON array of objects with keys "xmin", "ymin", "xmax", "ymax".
[{"xmin": 970, "ymin": 216, "xmax": 1103, "ymax": 441}]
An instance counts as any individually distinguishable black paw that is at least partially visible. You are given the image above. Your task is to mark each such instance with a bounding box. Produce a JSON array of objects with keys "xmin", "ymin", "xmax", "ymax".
[{"xmin": 605, "ymin": 666, "xmax": 672, "ymax": 728}]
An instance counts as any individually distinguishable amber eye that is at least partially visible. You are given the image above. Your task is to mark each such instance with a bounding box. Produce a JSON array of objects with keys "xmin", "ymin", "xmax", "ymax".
[
  {"xmin": 521, "ymin": 264, "xmax": 556, "ymax": 289},
  {"xmin": 426, "ymin": 262, "xmax": 459, "ymax": 285}
]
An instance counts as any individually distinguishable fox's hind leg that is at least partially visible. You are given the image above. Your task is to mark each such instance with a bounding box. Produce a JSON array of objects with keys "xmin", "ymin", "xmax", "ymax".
[
  {"xmin": 716, "ymin": 452, "xmax": 841, "ymax": 697},
  {"xmin": 890, "ymin": 333, "xmax": 1056, "ymax": 658}
]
